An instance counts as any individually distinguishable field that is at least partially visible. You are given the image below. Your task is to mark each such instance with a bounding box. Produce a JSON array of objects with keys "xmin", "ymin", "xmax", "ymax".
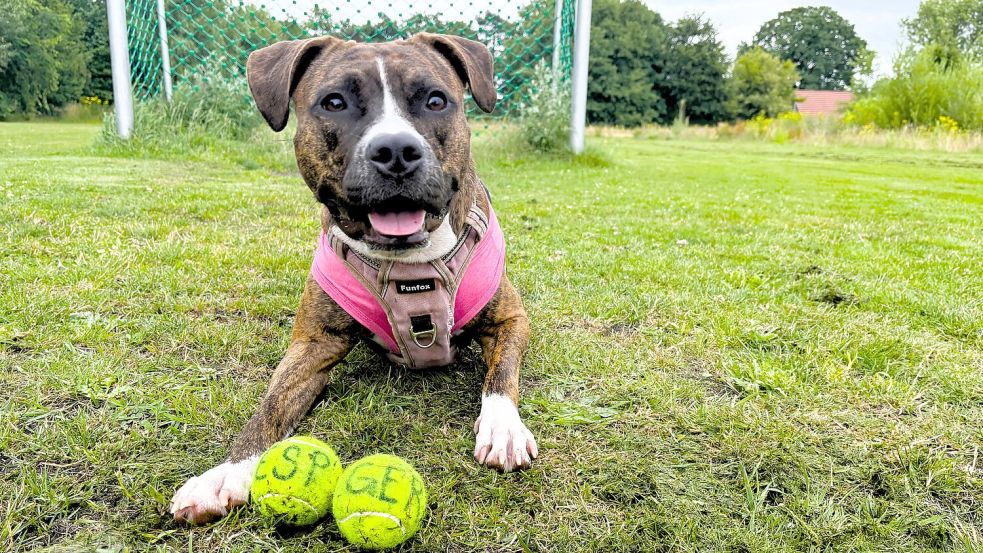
[{"xmin": 1, "ymin": 121, "xmax": 981, "ymax": 552}]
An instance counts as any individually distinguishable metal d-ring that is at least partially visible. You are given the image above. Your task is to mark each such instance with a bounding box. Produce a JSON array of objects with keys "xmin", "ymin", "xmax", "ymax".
[{"xmin": 411, "ymin": 325, "xmax": 437, "ymax": 349}]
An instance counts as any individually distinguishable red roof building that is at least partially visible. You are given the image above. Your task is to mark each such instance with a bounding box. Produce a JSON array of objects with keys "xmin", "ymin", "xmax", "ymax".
[{"xmin": 793, "ymin": 90, "xmax": 854, "ymax": 116}]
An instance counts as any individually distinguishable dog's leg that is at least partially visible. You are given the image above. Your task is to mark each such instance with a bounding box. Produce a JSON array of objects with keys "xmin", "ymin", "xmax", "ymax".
[
  {"xmin": 170, "ymin": 282, "xmax": 355, "ymax": 524},
  {"xmin": 473, "ymin": 277, "xmax": 538, "ymax": 472}
]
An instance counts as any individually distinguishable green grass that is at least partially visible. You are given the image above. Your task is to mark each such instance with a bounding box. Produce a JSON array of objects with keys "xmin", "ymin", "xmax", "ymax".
[{"xmin": 1, "ymin": 121, "xmax": 981, "ymax": 552}]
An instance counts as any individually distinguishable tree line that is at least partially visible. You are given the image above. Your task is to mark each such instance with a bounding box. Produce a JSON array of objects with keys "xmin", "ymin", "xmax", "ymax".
[
  {"xmin": 587, "ymin": 0, "xmax": 873, "ymax": 126},
  {"xmin": 589, "ymin": 0, "xmax": 982, "ymax": 130},
  {"xmin": 0, "ymin": 0, "xmax": 979, "ymax": 130},
  {"xmin": 0, "ymin": 0, "xmax": 558, "ymax": 118},
  {"xmin": 144, "ymin": 0, "xmax": 560, "ymax": 117},
  {"xmin": 0, "ymin": 0, "xmax": 111, "ymax": 118},
  {"xmin": 0, "ymin": 0, "xmax": 861, "ymax": 122}
]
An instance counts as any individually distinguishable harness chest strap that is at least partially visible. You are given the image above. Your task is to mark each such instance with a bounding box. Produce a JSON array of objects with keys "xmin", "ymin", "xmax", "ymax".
[{"xmin": 310, "ymin": 204, "xmax": 505, "ymax": 368}]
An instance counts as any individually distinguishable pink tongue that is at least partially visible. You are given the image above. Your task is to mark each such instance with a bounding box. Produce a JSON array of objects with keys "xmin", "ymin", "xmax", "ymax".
[{"xmin": 368, "ymin": 210, "xmax": 426, "ymax": 237}]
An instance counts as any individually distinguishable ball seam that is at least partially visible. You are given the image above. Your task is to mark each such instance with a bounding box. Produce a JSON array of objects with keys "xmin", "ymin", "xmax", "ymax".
[
  {"xmin": 337, "ymin": 511, "xmax": 407, "ymax": 536},
  {"xmin": 254, "ymin": 492, "xmax": 319, "ymax": 515}
]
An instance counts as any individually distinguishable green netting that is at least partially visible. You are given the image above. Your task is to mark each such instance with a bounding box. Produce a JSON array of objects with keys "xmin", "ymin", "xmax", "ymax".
[{"xmin": 126, "ymin": 0, "xmax": 575, "ymax": 119}]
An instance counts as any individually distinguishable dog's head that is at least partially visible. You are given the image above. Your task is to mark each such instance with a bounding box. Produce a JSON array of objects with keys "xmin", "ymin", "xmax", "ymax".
[{"xmin": 246, "ymin": 34, "xmax": 495, "ymax": 251}]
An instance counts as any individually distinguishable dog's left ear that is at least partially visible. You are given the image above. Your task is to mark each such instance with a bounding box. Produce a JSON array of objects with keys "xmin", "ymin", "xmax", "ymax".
[
  {"xmin": 410, "ymin": 33, "xmax": 497, "ymax": 113},
  {"xmin": 246, "ymin": 36, "xmax": 343, "ymax": 131}
]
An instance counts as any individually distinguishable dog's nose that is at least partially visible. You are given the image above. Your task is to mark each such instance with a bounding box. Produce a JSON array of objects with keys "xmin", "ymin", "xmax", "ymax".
[{"xmin": 367, "ymin": 132, "xmax": 424, "ymax": 177}]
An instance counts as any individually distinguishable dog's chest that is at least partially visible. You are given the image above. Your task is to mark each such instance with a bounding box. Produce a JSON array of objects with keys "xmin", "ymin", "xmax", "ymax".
[{"xmin": 312, "ymin": 204, "xmax": 504, "ymax": 368}]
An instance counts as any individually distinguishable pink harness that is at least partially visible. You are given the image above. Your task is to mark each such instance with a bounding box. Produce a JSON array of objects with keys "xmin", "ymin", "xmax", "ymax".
[{"xmin": 311, "ymin": 203, "xmax": 504, "ymax": 368}]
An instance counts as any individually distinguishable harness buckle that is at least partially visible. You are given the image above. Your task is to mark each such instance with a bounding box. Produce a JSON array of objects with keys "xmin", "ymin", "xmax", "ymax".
[{"xmin": 409, "ymin": 314, "xmax": 437, "ymax": 349}]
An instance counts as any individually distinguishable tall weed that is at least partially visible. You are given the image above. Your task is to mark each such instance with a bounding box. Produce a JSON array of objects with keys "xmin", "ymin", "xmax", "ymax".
[
  {"xmin": 847, "ymin": 48, "xmax": 983, "ymax": 131},
  {"xmin": 97, "ymin": 71, "xmax": 294, "ymax": 171},
  {"xmin": 589, "ymin": 118, "xmax": 983, "ymax": 153},
  {"xmin": 518, "ymin": 61, "xmax": 571, "ymax": 154}
]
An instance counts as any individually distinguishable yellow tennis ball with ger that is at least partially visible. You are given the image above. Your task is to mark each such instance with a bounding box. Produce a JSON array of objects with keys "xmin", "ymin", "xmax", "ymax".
[
  {"xmin": 332, "ymin": 454, "xmax": 427, "ymax": 550},
  {"xmin": 250, "ymin": 436, "xmax": 343, "ymax": 526}
]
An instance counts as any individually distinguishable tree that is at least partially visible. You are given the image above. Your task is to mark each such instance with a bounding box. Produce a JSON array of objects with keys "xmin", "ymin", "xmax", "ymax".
[
  {"xmin": 748, "ymin": 6, "xmax": 871, "ymax": 90},
  {"xmin": 587, "ymin": 0, "xmax": 669, "ymax": 126},
  {"xmin": 307, "ymin": 10, "xmax": 474, "ymax": 43},
  {"xmin": 162, "ymin": 0, "xmax": 303, "ymax": 87},
  {"xmin": 0, "ymin": 0, "xmax": 88, "ymax": 117},
  {"xmin": 727, "ymin": 48, "xmax": 799, "ymax": 119},
  {"xmin": 156, "ymin": 1, "xmax": 307, "ymax": 90},
  {"xmin": 903, "ymin": 0, "xmax": 983, "ymax": 59},
  {"xmin": 475, "ymin": 12, "xmax": 510, "ymax": 62},
  {"xmin": 66, "ymin": 0, "xmax": 112, "ymax": 101},
  {"xmin": 660, "ymin": 15, "xmax": 729, "ymax": 124},
  {"xmin": 306, "ymin": 10, "xmax": 514, "ymax": 110}
]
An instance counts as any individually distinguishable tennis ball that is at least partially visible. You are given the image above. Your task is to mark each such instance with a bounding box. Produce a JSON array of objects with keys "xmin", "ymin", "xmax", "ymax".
[
  {"xmin": 250, "ymin": 436, "xmax": 343, "ymax": 526},
  {"xmin": 332, "ymin": 454, "xmax": 427, "ymax": 550}
]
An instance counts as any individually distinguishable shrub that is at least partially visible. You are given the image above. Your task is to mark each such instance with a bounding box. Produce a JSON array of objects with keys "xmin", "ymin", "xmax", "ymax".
[
  {"xmin": 726, "ymin": 48, "xmax": 800, "ymax": 119},
  {"xmin": 518, "ymin": 61, "xmax": 571, "ymax": 154},
  {"xmin": 847, "ymin": 47, "xmax": 983, "ymax": 131}
]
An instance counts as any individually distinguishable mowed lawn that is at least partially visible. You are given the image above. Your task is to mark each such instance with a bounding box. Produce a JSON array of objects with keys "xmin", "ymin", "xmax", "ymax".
[{"xmin": 1, "ymin": 122, "xmax": 981, "ymax": 552}]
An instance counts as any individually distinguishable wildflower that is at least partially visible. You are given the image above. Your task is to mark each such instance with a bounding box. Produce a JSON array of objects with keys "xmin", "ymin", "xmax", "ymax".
[{"xmin": 938, "ymin": 115, "xmax": 959, "ymax": 133}]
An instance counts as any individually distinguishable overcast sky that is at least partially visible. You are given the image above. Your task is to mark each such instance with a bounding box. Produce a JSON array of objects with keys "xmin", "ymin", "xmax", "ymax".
[{"xmin": 644, "ymin": 1, "xmax": 922, "ymax": 76}]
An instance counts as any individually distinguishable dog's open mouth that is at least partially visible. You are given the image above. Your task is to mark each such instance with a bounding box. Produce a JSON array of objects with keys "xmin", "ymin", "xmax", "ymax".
[
  {"xmin": 366, "ymin": 209, "xmax": 429, "ymax": 247},
  {"xmin": 330, "ymin": 189, "xmax": 450, "ymax": 250}
]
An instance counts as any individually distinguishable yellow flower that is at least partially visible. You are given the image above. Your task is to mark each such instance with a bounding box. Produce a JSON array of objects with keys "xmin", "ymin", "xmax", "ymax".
[{"xmin": 938, "ymin": 115, "xmax": 959, "ymax": 133}]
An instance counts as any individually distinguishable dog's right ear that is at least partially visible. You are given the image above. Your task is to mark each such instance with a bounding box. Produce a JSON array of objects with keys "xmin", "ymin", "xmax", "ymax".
[
  {"xmin": 246, "ymin": 36, "xmax": 342, "ymax": 132},
  {"xmin": 409, "ymin": 33, "xmax": 497, "ymax": 113}
]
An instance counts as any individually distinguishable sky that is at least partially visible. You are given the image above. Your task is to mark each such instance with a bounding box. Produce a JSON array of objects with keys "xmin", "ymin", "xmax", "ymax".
[{"xmin": 643, "ymin": 1, "xmax": 922, "ymax": 77}]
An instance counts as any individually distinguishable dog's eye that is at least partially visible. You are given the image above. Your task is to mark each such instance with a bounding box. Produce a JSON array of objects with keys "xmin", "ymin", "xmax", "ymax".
[
  {"xmin": 321, "ymin": 93, "xmax": 347, "ymax": 112},
  {"xmin": 426, "ymin": 91, "xmax": 447, "ymax": 112}
]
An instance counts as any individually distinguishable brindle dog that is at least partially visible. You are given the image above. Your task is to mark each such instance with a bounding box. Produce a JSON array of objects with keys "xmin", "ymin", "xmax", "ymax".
[{"xmin": 169, "ymin": 34, "xmax": 537, "ymax": 525}]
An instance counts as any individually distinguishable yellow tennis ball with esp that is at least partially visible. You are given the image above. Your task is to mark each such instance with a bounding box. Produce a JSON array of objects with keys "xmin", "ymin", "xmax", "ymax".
[
  {"xmin": 250, "ymin": 436, "xmax": 343, "ymax": 526},
  {"xmin": 332, "ymin": 454, "xmax": 427, "ymax": 550}
]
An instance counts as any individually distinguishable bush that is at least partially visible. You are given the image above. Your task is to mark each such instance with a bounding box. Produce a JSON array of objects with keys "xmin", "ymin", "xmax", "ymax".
[
  {"xmin": 726, "ymin": 48, "xmax": 800, "ymax": 120},
  {"xmin": 847, "ymin": 47, "xmax": 983, "ymax": 131},
  {"xmin": 518, "ymin": 61, "xmax": 571, "ymax": 154}
]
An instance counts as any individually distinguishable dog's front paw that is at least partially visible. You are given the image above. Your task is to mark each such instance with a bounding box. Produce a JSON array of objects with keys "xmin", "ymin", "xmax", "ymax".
[
  {"xmin": 169, "ymin": 457, "xmax": 258, "ymax": 525},
  {"xmin": 473, "ymin": 394, "xmax": 538, "ymax": 472}
]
